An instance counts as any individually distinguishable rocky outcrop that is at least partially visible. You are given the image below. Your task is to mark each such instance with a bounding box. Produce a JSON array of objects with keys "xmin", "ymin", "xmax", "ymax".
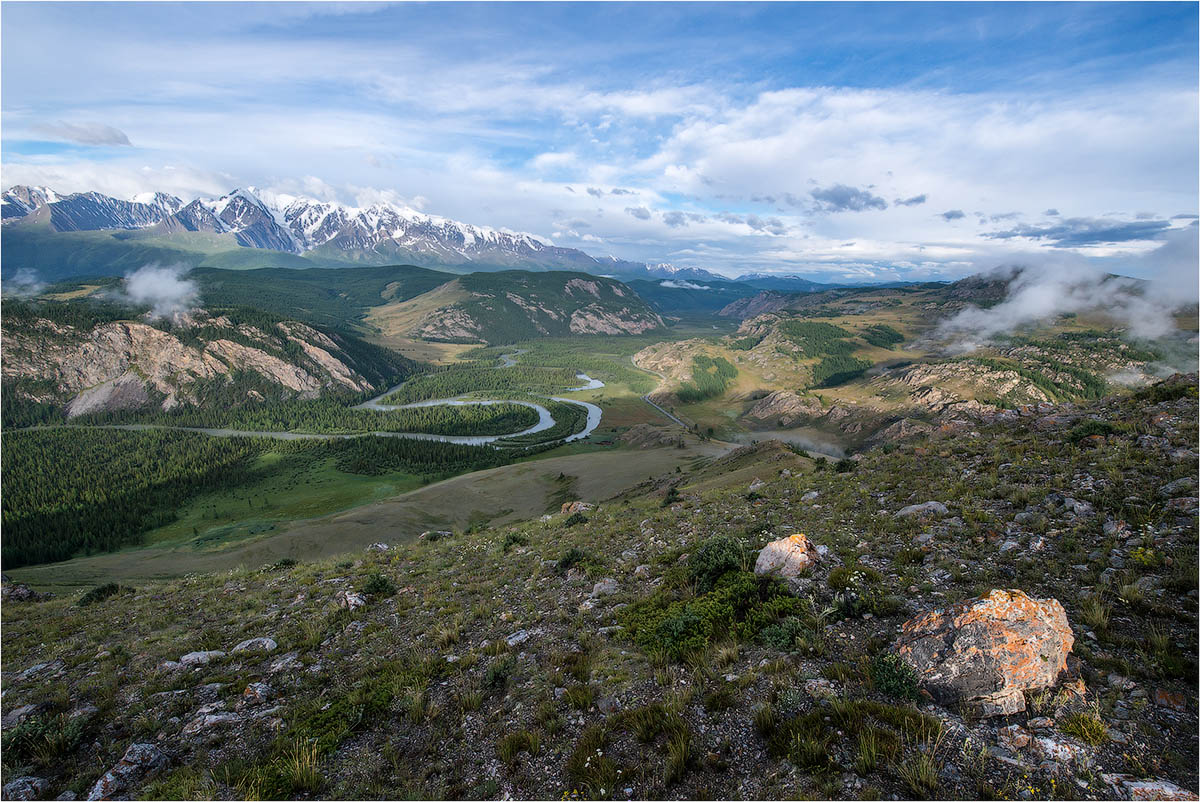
[
  {"xmin": 895, "ymin": 589, "xmax": 1074, "ymax": 715},
  {"xmin": 568, "ymin": 304, "xmax": 662, "ymax": 335},
  {"xmin": 2, "ymin": 313, "xmax": 385, "ymax": 416},
  {"xmin": 744, "ymin": 391, "xmax": 824, "ymax": 427}
]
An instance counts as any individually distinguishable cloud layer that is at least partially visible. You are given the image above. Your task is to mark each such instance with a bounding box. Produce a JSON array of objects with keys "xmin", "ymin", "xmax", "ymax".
[{"xmin": 1, "ymin": 3, "xmax": 1196, "ymax": 282}]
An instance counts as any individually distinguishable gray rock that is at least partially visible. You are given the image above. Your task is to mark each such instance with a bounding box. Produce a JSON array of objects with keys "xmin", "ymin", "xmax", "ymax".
[
  {"xmin": 590, "ymin": 578, "xmax": 619, "ymax": 598},
  {"xmin": 3, "ymin": 777, "xmax": 50, "ymax": 801},
  {"xmin": 505, "ymin": 629, "xmax": 532, "ymax": 648},
  {"xmin": 178, "ymin": 650, "xmax": 225, "ymax": 666},
  {"xmin": 86, "ymin": 743, "xmax": 169, "ymax": 800},
  {"xmin": 895, "ymin": 501, "xmax": 949, "ymax": 518},
  {"xmin": 231, "ymin": 637, "xmax": 277, "ymax": 654},
  {"xmin": 633, "ymin": 564, "xmax": 651, "ymax": 579},
  {"xmin": 1159, "ymin": 477, "xmax": 1196, "ymax": 497},
  {"xmin": 801, "ymin": 490, "xmax": 820, "ymax": 502},
  {"xmin": 365, "ymin": 542, "xmax": 390, "ymax": 552},
  {"xmin": 334, "ymin": 590, "xmax": 367, "ymax": 610}
]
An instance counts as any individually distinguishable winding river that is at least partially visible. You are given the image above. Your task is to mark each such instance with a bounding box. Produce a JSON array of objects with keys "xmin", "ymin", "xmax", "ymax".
[{"xmin": 22, "ymin": 353, "xmax": 606, "ymax": 447}]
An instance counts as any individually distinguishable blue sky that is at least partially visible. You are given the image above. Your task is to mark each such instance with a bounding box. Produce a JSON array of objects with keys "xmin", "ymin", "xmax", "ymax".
[{"xmin": 2, "ymin": 2, "xmax": 1197, "ymax": 280}]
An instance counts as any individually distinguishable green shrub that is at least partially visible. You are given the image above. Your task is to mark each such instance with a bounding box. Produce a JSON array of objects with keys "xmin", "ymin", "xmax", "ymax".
[
  {"xmin": 78, "ymin": 582, "xmax": 128, "ymax": 606},
  {"xmin": 1067, "ymin": 419, "xmax": 1117, "ymax": 444},
  {"xmin": 556, "ymin": 546, "xmax": 592, "ymax": 574},
  {"xmin": 870, "ymin": 653, "xmax": 920, "ymax": 701},
  {"xmin": 501, "ymin": 532, "xmax": 528, "ymax": 553},
  {"xmin": 687, "ymin": 535, "xmax": 745, "ymax": 592},
  {"xmin": 362, "ymin": 573, "xmax": 396, "ymax": 597},
  {"xmin": 2, "ymin": 713, "xmax": 85, "ymax": 767},
  {"xmin": 484, "ymin": 656, "xmax": 515, "ymax": 692},
  {"xmin": 759, "ymin": 617, "xmax": 806, "ymax": 651},
  {"xmin": 563, "ymin": 512, "xmax": 588, "ymax": 527}
]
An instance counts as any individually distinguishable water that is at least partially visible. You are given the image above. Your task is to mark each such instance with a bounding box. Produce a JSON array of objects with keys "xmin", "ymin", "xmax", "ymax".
[{"xmin": 59, "ymin": 352, "xmax": 610, "ymax": 447}]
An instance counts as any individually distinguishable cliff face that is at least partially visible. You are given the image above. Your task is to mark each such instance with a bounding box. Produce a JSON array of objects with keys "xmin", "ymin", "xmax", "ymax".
[{"xmin": 2, "ymin": 313, "xmax": 387, "ymax": 417}]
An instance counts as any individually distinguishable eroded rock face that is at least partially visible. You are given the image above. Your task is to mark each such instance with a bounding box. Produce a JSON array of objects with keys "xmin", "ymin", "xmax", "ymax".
[
  {"xmin": 895, "ymin": 589, "xmax": 1074, "ymax": 715},
  {"xmin": 754, "ymin": 534, "xmax": 817, "ymax": 582}
]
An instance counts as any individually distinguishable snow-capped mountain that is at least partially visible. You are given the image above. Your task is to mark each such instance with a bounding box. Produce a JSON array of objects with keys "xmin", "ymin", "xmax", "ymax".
[
  {"xmin": 0, "ymin": 185, "xmax": 614, "ymax": 271},
  {"xmin": 642, "ymin": 263, "xmax": 727, "ymax": 282}
]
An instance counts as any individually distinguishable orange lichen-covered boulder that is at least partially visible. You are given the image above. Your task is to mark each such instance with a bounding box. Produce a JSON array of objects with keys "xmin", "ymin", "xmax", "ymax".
[
  {"xmin": 754, "ymin": 534, "xmax": 817, "ymax": 581},
  {"xmin": 895, "ymin": 589, "xmax": 1074, "ymax": 716}
]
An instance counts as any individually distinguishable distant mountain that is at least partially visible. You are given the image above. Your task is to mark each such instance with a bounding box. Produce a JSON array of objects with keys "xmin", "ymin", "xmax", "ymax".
[
  {"xmin": 734, "ymin": 273, "xmax": 831, "ymax": 292},
  {"xmin": 1, "ymin": 185, "xmax": 629, "ymax": 274},
  {"xmin": 626, "ymin": 278, "xmax": 761, "ymax": 316}
]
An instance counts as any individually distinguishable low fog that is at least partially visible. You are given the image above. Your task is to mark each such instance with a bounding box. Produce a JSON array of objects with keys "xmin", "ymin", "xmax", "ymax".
[
  {"xmin": 935, "ymin": 225, "xmax": 1198, "ymax": 355},
  {"xmin": 120, "ymin": 263, "xmax": 199, "ymax": 319}
]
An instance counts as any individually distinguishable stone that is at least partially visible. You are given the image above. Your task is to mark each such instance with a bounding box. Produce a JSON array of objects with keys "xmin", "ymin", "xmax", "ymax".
[
  {"xmin": 1, "ymin": 583, "xmax": 51, "ymax": 603},
  {"xmin": 268, "ymin": 652, "xmax": 301, "ymax": 673},
  {"xmin": 1033, "ymin": 735, "xmax": 1082, "ymax": 765},
  {"xmin": 998, "ymin": 724, "xmax": 1031, "ymax": 750},
  {"xmin": 505, "ymin": 629, "xmax": 532, "ymax": 648},
  {"xmin": 597, "ymin": 626, "xmax": 624, "ymax": 637},
  {"xmin": 231, "ymin": 637, "xmax": 277, "ymax": 654},
  {"xmin": 894, "ymin": 589, "xmax": 1074, "ymax": 716},
  {"xmin": 1026, "ymin": 716, "xmax": 1054, "ymax": 729},
  {"xmin": 1159, "ymin": 477, "xmax": 1196, "ymax": 497},
  {"xmin": 3, "ymin": 777, "xmax": 50, "ymax": 801},
  {"xmin": 560, "ymin": 501, "xmax": 595, "ymax": 515},
  {"xmin": 181, "ymin": 712, "xmax": 240, "ymax": 736},
  {"xmin": 754, "ymin": 534, "xmax": 818, "ymax": 582},
  {"xmin": 748, "ymin": 477, "xmax": 766, "ymax": 492},
  {"xmin": 590, "ymin": 578, "xmax": 619, "ymax": 598},
  {"xmin": 334, "ymin": 590, "xmax": 367, "ymax": 610},
  {"xmin": 1153, "ymin": 688, "xmax": 1187, "ymax": 712},
  {"xmin": 895, "ymin": 501, "xmax": 949, "ymax": 518},
  {"xmin": 999, "ymin": 540, "xmax": 1021, "ymax": 553},
  {"xmin": 86, "ymin": 743, "xmax": 169, "ymax": 800},
  {"xmin": 2, "ymin": 703, "xmax": 47, "ymax": 730},
  {"xmin": 800, "ymin": 490, "xmax": 820, "ymax": 502},
  {"xmin": 178, "ymin": 650, "xmax": 225, "ymax": 666},
  {"xmin": 1123, "ymin": 780, "xmax": 1200, "ymax": 801},
  {"xmin": 241, "ymin": 682, "xmax": 273, "ymax": 707},
  {"xmin": 633, "ymin": 564, "xmax": 650, "ymax": 579},
  {"xmin": 365, "ymin": 542, "xmax": 390, "ymax": 552},
  {"xmin": 803, "ymin": 678, "xmax": 837, "ymax": 699}
]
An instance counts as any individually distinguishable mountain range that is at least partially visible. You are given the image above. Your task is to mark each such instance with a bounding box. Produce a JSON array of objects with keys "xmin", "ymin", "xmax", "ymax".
[{"xmin": 1, "ymin": 185, "xmax": 735, "ymax": 281}]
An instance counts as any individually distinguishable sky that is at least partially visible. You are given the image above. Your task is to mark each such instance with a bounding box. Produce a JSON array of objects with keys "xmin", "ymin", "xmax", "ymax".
[{"xmin": 2, "ymin": 1, "xmax": 1198, "ymax": 281}]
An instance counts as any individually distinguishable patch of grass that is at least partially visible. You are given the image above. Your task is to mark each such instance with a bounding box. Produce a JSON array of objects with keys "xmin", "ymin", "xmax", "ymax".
[
  {"xmin": 2, "ymin": 713, "xmax": 86, "ymax": 768},
  {"xmin": 1079, "ymin": 596, "xmax": 1111, "ymax": 632},
  {"xmin": 502, "ymin": 532, "xmax": 528, "ymax": 553},
  {"xmin": 565, "ymin": 725, "xmax": 620, "ymax": 799},
  {"xmin": 1061, "ymin": 709, "xmax": 1108, "ymax": 745},
  {"xmin": 564, "ymin": 684, "xmax": 595, "ymax": 711},
  {"xmin": 497, "ymin": 730, "xmax": 541, "ymax": 767}
]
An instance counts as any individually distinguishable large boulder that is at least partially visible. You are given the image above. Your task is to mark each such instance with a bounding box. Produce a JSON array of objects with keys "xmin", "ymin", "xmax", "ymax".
[
  {"xmin": 895, "ymin": 589, "xmax": 1074, "ymax": 715},
  {"xmin": 754, "ymin": 534, "xmax": 818, "ymax": 584}
]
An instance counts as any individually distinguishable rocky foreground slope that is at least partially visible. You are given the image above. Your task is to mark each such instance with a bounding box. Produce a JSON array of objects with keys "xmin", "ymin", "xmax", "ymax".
[{"xmin": 1, "ymin": 377, "xmax": 1196, "ymax": 800}]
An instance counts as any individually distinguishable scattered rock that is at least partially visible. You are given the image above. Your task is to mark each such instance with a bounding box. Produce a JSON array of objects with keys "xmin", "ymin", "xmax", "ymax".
[
  {"xmin": 3, "ymin": 777, "xmax": 50, "ymax": 800},
  {"xmin": 268, "ymin": 652, "xmax": 302, "ymax": 673},
  {"xmin": 748, "ymin": 477, "xmax": 766, "ymax": 492},
  {"xmin": 505, "ymin": 629, "xmax": 532, "ymax": 648},
  {"xmin": 86, "ymin": 743, "xmax": 169, "ymax": 800},
  {"xmin": 800, "ymin": 490, "xmax": 820, "ymax": 502},
  {"xmin": 895, "ymin": 589, "xmax": 1074, "ymax": 716},
  {"xmin": 2, "ymin": 703, "xmax": 48, "ymax": 730},
  {"xmin": 1123, "ymin": 779, "xmax": 1200, "ymax": 800},
  {"xmin": 1153, "ymin": 688, "xmax": 1187, "ymax": 712},
  {"xmin": 894, "ymin": 501, "xmax": 949, "ymax": 518},
  {"xmin": 1, "ymin": 583, "xmax": 51, "ymax": 603},
  {"xmin": 560, "ymin": 501, "xmax": 595, "ymax": 515},
  {"xmin": 178, "ymin": 650, "xmax": 225, "ymax": 666},
  {"xmin": 1026, "ymin": 716, "xmax": 1054, "ymax": 729},
  {"xmin": 240, "ymin": 682, "xmax": 273, "ymax": 707},
  {"xmin": 1033, "ymin": 735, "xmax": 1083, "ymax": 765},
  {"xmin": 590, "ymin": 578, "xmax": 619, "ymax": 598},
  {"xmin": 334, "ymin": 590, "xmax": 367, "ymax": 610},
  {"xmin": 365, "ymin": 542, "xmax": 390, "ymax": 552},
  {"xmin": 633, "ymin": 564, "xmax": 650, "ymax": 579},
  {"xmin": 231, "ymin": 637, "xmax": 277, "ymax": 654},
  {"xmin": 181, "ymin": 712, "xmax": 240, "ymax": 736},
  {"xmin": 999, "ymin": 724, "xmax": 1031, "ymax": 750},
  {"xmin": 803, "ymin": 678, "xmax": 838, "ymax": 699}
]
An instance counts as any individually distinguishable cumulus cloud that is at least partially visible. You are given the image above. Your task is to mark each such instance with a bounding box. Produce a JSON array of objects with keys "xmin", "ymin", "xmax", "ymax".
[
  {"xmin": 810, "ymin": 184, "xmax": 888, "ymax": 212},
  {"xmin": 120, "ymin": 263, "xmax": 198, "ymax": 319},
  {"xmin": 1044, "ymin": 208, "xmax": 1060, "ymax": 216},
  {"xmin": 895, "ymin": 194, "xmax": 927, "ymax": 206},
  {"xmin": 32, "ymin": 121, "xmax": 131, "ymax": 146},
  {"xmin": 983, "ymin": 216, "xmax": 1173, "ymax": 247},
  {"xmin": 941, "ymin": 209, "xmax": 966, "ymax": 221},
  {"xmin": 624, "ymin": 206, "xmax": 651, "ymax": 220}
]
